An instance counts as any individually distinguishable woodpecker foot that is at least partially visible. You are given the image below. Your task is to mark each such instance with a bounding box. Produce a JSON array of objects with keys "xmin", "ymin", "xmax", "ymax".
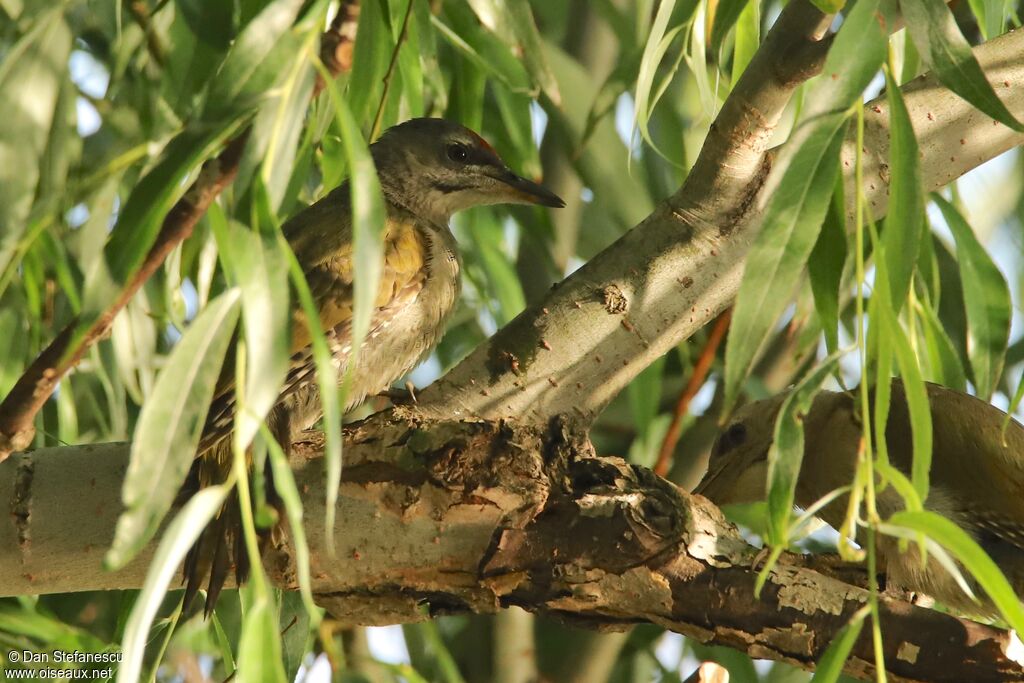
[{"xmin": 379, "ymin": 381, "xmax": 418, "ymax": 405}]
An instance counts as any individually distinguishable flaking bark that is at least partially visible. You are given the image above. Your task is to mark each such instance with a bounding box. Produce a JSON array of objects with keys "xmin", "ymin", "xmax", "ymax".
[{"xmin": 2, "ymin": 409, "xmax": 1022, "ymax": 682}]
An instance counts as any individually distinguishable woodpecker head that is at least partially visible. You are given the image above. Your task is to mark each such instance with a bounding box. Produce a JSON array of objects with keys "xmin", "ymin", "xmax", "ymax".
[
  {"xmin": 371, "ymin": 118, "xmax": 565, "ymax": 224},
  {"xmin": 695, "ymin": 393, "xmax": 787, "ymax": 506}
]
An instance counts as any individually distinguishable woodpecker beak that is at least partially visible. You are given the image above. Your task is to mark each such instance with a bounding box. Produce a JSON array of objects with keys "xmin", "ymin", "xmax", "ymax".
[{"xmin": 493, "ymin": 168, "xmax": 565, "ymax": 208}]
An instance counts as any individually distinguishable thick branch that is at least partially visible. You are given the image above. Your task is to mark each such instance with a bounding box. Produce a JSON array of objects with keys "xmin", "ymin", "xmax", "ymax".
[
  {"xmin": 1, "ymin": 412, "xmax": 1021, "ymax": 682},
  {"xmin": 0, "ymin": 2, "xmax": 362, "ymax": 461},
  {"xmin": 416, "ymin": 24, "xmax": 1024, "ymax": 424}
]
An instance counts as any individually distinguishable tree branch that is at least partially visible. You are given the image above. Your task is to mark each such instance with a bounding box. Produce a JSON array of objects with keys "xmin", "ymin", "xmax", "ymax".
[
  {"xmin": 2, "ymin": 413, "xmax": 1021, "ymax": 682},
  {"xmin": 415, "ymin": 19, "xmax": 1024, "ymax": 425}
]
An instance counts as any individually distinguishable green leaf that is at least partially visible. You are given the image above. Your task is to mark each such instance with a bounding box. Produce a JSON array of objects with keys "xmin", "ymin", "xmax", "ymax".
[
  {"xmin": 709, "ymin": 0, "xmax": 749, "ymax": 55},
  {"xmin": 881, "ymin": 67, "xmax": 924, "ymax": 310},
  {"xmin": 432, "ymin": 7, "xmax": 532, "ymax": 95},
  {"xmin": 79, "ymin": 115, "xmax": 249, "ymax": 339},
  {"xmin": 505, "ymin": 0, "xmax": 562, "ymax": 104},
  {"xmin": 933, "ymin": 195, "xmax": 1011, "ymax": 400},
  {"xmin": 868, "ymin": 232, "xmax": 932, "ymax": 501},
  {"xmin": 314, "ymin": 57, "xmax": 386, "ymax": 552},
  {"xmin": 915, "ymin": 294, "xmax": 968, "ymax": 391},
  {"xmin": 901, "ymin": 0, "xmax": 1024, "ymax": 132},
  {"xmin": 237, "ymin": 591, "xmax": 287, "ymax": 683},
  {"xmin": 204, "ymin": 0, "xmax": 307, "ymax": 115},
  {"xmin": 466, "ymin": 209, "xmax": 526, "ymax": 325},
  {"xmin": 731, "ymin": 0, "xmax": 759, "ymax": 79},
  {"xmin": 346, "ymin": 0, "xmax": 392, "ymax": 123},
  {"xmin": 766, "ymin": 352, "xmax": 843, "ymax": 545},
  {"xmin": 118, "ymin": 485, "xmax": 230, "ymax": 683},
  {"xmin": 262, "ymin": 422, "xmax": 321, "ymax": 622},
  {"xmin": 0, "ymin": 602, "xmax": 111, "ymax": 653},
  {"xmin": 235, "ymin": 26, "xmax": 317, "ymax": 211},
  {"xmin": 632, "ymin": 0, "xmax": 687, "ymax": 156},
  {"xmin": 725, "ymin": 121, "xmax": 846, "ymax": 410},
  {"xmin": 808, "ymin": 175, "xmax": 847, "ymax": 354},
  {"xmin": 105, "ymin": 289, "xmax": 241, "ymax": 569},
  {"xmin": 212, "ymin": 205, "xmax": 290, "ymax": 452},
  {"xmin": 808, "ymin": 0, "xmax": 846, "ymax": 12},
  {"xmin": 0, "ymin": 7, "xmax": 71, "ymax": 277},
  {"xmin": 724, "ymin": 0, "xmax": 887, "ymax": 410},
  {"xmin": 809, "ymin": 607, "xmax": 868, "ymax": 683},
  {"xmin": 887, "ymin": 510, "xmax": 1024, "ymax": 632}
]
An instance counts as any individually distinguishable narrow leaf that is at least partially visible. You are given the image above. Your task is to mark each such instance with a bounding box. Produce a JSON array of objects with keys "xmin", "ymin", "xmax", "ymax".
[
  {"xmin": 933, "ymin": 195, "xmax": 1011, "ymax": 400},
  {"xmin": 315, "ymin": 58, "xmax": 386, "ymax": 552},
  {"xmin": 881, "ymin": 67, "xmax": 924, "ymax": 310},
  {"xmin": 724, "ymin": 0, "xmax": 887, "ymax": 410},
  {"xmin": 212, "ymin": 192, "xmax": 290, "ymax": 452},
  {"xmin": 766, "ymin": 352, "xmax": 843, "ymax": 545},
  {"xmin": 808, "ymin": 175, "xmax": 847, "ymax": 354},
  {"xmin": 809, "ymin": 607, "xmax": 868, "ymax": 683},
  {"xmin": 901, "ymin": 0, "xmax": 1024, "ymax": 132},
  {"xmin": 725, "ymin": 121, "xmax": 846, "ymax": 410},
  {"xmin": 106, "ymin": 290, "xmax": 241, "ymax": 569},
  {"xmin": 205, "ymin": 0, "xmax": 307, "ymax": 114},
  {"xmin": 118, "ymin": 485, "xmax": 230, "ymax": 683},
  {"xmin": 0, "ymin": 8, "xmax": 71, "ymax": 276},
  {"xmin": 888, "ymin": 510, "xmax": 1024, "ymax": 632},
  {"xmin": 237, "ymin": 593, "xmax": 287, "ymax": 683}
]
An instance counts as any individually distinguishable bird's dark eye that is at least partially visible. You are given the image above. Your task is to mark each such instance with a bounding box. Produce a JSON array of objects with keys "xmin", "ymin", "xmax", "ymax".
[
  {"xmin": 446, "ymin": 143, "xmax": 469, "ymax": 163},
  {"xmin": 712, "ymin": 422, "xmax": 747, "ymax": 458}
]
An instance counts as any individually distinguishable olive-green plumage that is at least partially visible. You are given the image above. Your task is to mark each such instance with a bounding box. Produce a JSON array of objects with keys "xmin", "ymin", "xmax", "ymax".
[
  {"xmin": 697, "ymin": 379, "xmax": 1024, "ymax": 616},
  {"xmin": 182, "ymin": 118, "xmax": 564, "ymax": 613}
]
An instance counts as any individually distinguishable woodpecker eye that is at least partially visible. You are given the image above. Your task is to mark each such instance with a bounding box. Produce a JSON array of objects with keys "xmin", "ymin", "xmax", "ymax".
[
  {"xmin": 713, "ymin": 422, "xmax": 747, "ymax": 457},
  {"xmin": 446, "ymin": 143, "xmax": 469, "ymax": 163}
]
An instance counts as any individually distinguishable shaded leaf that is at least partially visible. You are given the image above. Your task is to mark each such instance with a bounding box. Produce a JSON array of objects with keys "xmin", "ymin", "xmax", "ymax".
[
  {"xmin": 933, "ymin": 195, "xmax": 1011, "ymax": 400},
  {"xmin": 0, "ymin": 7, "xmax": 71, "ymax": 278}
]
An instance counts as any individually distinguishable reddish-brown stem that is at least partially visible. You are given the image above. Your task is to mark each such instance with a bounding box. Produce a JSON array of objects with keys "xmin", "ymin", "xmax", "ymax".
[{"xmin": 654, "ymin": 308, "xmax": 732, "ymax": 478}]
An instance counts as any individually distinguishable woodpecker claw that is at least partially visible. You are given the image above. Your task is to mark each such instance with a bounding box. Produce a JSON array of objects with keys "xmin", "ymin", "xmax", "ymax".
[{"xmin": 379, "ymin": 382, "xmax": 417, "ymax": 405}]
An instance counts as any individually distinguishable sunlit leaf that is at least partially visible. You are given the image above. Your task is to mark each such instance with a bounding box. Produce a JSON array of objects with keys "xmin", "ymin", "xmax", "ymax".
[
  {"xmin": 105, "ymin": 290, "xmax": 241, "ymax": 569},
  {"xmin": 723, "ymin": 0, "xmax": 887, "ymax": 411},
  {"xmin": 204, "ymin": 0, "xmax": 307, "ymax": 115},
  {"xmin": 888, "ymin": 510, "xmax": 1024, "ymax": 632},
  {"xmin": 881, "ymin": 67, "xmax": 924, "ymax": 310},
  {"xmin": 766, "ymin": 352, "xmax": 843, "ymax": 545},
  {"xmin": 211, "ymin": 201, "xmax": 290, "ymax": 452},
  {"xmin": 901, "ymin": 0, "xmax": 1024, "ymax": 132},
  {"xmin": 118, "ymin": 485, "xmax": 230, "ymax": 683}
]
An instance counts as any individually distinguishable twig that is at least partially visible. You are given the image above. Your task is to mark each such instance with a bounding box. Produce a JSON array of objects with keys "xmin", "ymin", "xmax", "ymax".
[
  {"xmin": 370, "ymin": 0, "xmax": 415, "ymax": 142},
  {"xmin": 0, "ymin": 3, "xmax": 363, "ymax": 461},
  {"xmin": 654, "ymin": 308, "xmax": 731, "ymax": 477},
  {"xmin": 128, "ymin": 0, "xmax": 167, "ymax": 68}
]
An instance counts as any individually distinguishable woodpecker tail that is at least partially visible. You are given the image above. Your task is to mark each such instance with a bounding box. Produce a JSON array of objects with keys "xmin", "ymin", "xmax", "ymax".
[{"xmin": 180, "ymin": 441, "xmax": 278, "ymax": 617}]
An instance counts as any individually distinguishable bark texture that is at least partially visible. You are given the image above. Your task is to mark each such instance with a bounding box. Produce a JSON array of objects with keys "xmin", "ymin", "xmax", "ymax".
[{"xmin": 3, "ymin": 412, "xmax": 1023, "ymax": 682}]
